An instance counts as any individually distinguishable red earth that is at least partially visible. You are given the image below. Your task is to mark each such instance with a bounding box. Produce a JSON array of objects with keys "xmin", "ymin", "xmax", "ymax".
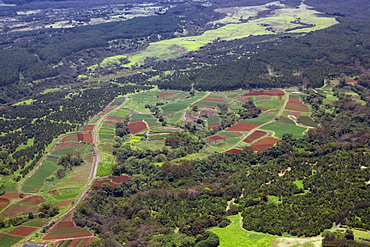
[
  {"xmin": 9, "ymin": 226, "xmax": 37, "ymax": 236},
  {"xmin": 288, "ymin": 111, "xmax": 301, "ymax": 117},
  {"xmin": 106, "ymin": 116, "xmax": 124, "ymax": 122},
  {"xmin": 97, "ymin": 107, "xmax": 114, "ymax": 116},
  {"xmin": 203, "ymin": 97, "xmax": 227, "ymax": 103},
  {"xmin": 200, "ymin": 109, "xmax": 216, "ymax": 117},
  {"xmin": 226, "ymin": 122, "xmax": 260, "ymax": 132},
  {"xmin": 53, "ymin": 143, "xmax": 80, "ymax": 152},
  {"xmin": 82, "ymin": 125, "xmax": 94, "ymax": 131},
  {"xmin": 59, "ymin": 134, "xmax": 78, "ymax": 143},
  {"xmin": 111, "ymin": 175, "xmax": 130, "ymax": 184},
  {"xmin": 238, "ymin": 90, "xmax": 284, "ymax": 102},
  {"xmin": 0, "ymin": 192, "xmax": 20, "ymax": 199},
  {"xmin": 77, "ymin": 133, "xmax": 93, "ymax": 143},
  {"xmin": 44, "ymin": 230, "xmax": 93, "ymax": 240},
  {"xmin": 21, "ymin": 195, "xmax": 46, "ymax": 205},
  {"xmin": 55, "ymin": 200, "xmax": 72, "ymax": 207},
  {"xmin": 251, "ymin": 137, "xmax": 279, "ymax": 152},
  {"xmin": 103, "ymin": 121, "xmax": 116, "ymax": 126},
  {"xmin": 184, "ymin": 113, "xmax": 199, "ymax": 121},
  {"xmin": 206, "ymin": 135, "xmax": 225, "ymax": 142},
  {"xmin": 128, "ymin": 121, "xmax": 147, "ymax": 134},
  {"xmin": 156, "ymin": 92, "xmax": 182, "ymax": 100},
  {"xmin": 0, "ymin": 198, "xmax": 10, "ymax": 210},
  {"xmin": 0, "ymin": 204, "xmax": 38, "ymax": 218},
  {"xmin": 263, "ymin": 109, "xmax": 280, "ymax": 114},
  {"xmin": 48, "ymin": 190, "xmax": 60, "ymax": 197},
  {"xmin": 224, "ymin": 148, "xmax": 242, "ymax": 154},
  {"xmin": 208, "ymin": 123, "xmax": 220, "ymax": 129},
  {"xmin": 285, "ymin": 100, "xmax": 310, "ymax": 112},
  {"xmin": 244, "ymin": 130, "xmax": 267, "ymax": 143},
  {"xmin": 92, "ymin": 179, "xmax": 117, "ymax": 187}
]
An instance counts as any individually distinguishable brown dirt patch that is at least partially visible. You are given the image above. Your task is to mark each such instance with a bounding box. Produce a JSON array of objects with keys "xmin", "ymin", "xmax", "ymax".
[
  {"xmin": 55, "ymin": 200, "xmax": 72, "ymax": 207},
  {"xmin": 263, "ymin": 109, "xmax": 280, "ymax": 114},
  {"xmin": 200, "ymin": 109, "xmax": 216, "ymax": 117},
  {"xmin": 238, "ymin": 90, "xmax": 284, "ymax": 101},
  {"xmin": 183, "ymin": 113, "xmax": 199, "ymax": 121},
  {"xmin": 53, "ymin": 143, "xmax": 80, "ymax": 152},
  {"xmin": 203, "ymin": 97, "xmax": 227, "ymax": 103},
  {"xmin": 48, "ymin": 190, "xmax": 60, "ymax": 197},
  {"xmin": 0, "ymin": 204, "xmax": 38, "ymax": 218},
  {"xmin": 236, "ymin": 96, "xmax": 250, "ymax": 102},
  {"xmin": 77, "ymin": 133, "xmax": 93, "ymax": 144},
  {"xmin": 92, "ymin": 179, "xmax": 117, "ymax": 187},
  {"xmin": 103, "ymin": 121, "xmax": 116, "ymax": 126},
  {"xmin": 111, "ymin": 175, "xmax": 130, "ymax": 184},
  {"xmin": 82, "ymin": 125, "xmax": 94, "ymax": 131},
  {"xmin": 9, "ymin": 226, "xmax": 37, "ymax": 236},
  {"xmin": 0, "ymin": 198, "xmax": 10, "ymax": 210},
  {"xmin": 97, "ymin": 107, "xmax": 114, "ymax": 116},
  {"xmin": 285, "ymin": 101, "xmax": 310, "ymax": 112},
  {"xmin": 255, "ymin": 96, "xmax": 272, "ymax": 100},
  {"xmin": 0, "ymin": 192, "xmax": 20, "ymax": 199},
  {"xmin": 251, "ymin": 137, "xmax": 279, "ymax": 152},
  {"xmin": 128, "ymin": 121, "xmax": 147, "ymax": 134},
  {"xmin": 288, "ymin": 111, "xmax": 301, "ymax": 117},
  {"xmin": 44, "ymin": 230, "xmax": 93, "ymax": 240},
  {"xmin": 244, "ymin": 130, "xmax": 267, "ymax": 143},
  {"xmin": 208, "ymin": 123, "xmax": 220, "ymax": 129},
  {"xmin": 21, "ymin": 195, "xmax": 46, "ymax": 205},
  {"xmin": 59, "ymin": 134, "xmax": 78, "ymax": 143},
  {"xmin": 106, "ymin": 116, "xmax": 124, "ymax": 122},
  {"xmin": 224, "ymin": 148, "xmax": 242, "ymax": 154},
  {"xmin": 49, "ymin": 219, "xmax": 79, "ymax": 233},
  {"xmin": 206, "ymin": 135, "xmax": 226, "ymax": 142},
  {"xmin": 226, "ymin": 122, "xmax": 260, "ymax": 132}
]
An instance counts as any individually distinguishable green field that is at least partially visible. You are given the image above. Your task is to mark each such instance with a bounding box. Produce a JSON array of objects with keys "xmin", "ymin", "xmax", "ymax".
[
  {"xmin": 22, "ymin": 157, "xmax": 59, "ymax": 193},
  {"xmin": 0, "ymin": 234, "xmax": 23, "ymax": 247},
  {"xmin": 111, "ymin": 109, "xmax": 130, "ymax": 118},
  {"xmin": 255, "ymin": 100, "xmax": 284, "ymax": 111},
  {"xmin": 162, "ymin": 93, "xmax": 206, "ymax": 115},
  {"xmin": 298, "ymin": 116, "xmax": 317, "ymax": 127},
  {"xmin": 210, "ymin": 214, "xmax": 276, "ymax": 247},
  {"xmin": 242, "ymin": 113, "xmax": 276, "ymax": 125},
  {"xmin": 208, "ymin": 116, "xmax": 221, "ymax": 125},
  {"xmin": 97, "ymin": 161, "xmax": 115, "ymax": 177},
  {"xmin": 261, "ymin": 123, "xmax": 306, "ymax": 138},
  {"xmin": 167, "ymin": 111, "xmax": 183, "ymax": 124}
]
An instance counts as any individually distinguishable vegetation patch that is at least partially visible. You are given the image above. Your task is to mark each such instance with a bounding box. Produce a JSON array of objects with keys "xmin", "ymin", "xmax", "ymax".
[
  {"xmin": 261, "ymin": 123, "xmax": 306, "ymax": 138},
  {"xmin": 297, "ymin": 116, "xmax": 317, "ymax": 127},
  {"xmin": 22, "ymin": 157, "xmax": 59, "ymax": 193},
  {"xmin": 59, "ymin": 134, "xmax": 78, "ymax": 143},
  {"xmin": 20, "ymin": 195, "xmax": 46, "ymax": 205},
  {"xmin": 242, "ymin": 113, "xmax": 277, "ymax": 125},
  {"xmin": 285, "ymin": 98, "xmax": 310, "ymax": 112},
  {"xmin": 0, "ymin": 234, "xmax": 22, "ymax": 247},
  {"xmin": 0, "ymin": 203, "xmax": 38, "ymax": 218},
  {"xmin": 210, "ymin": 214, "xmax": 276, "ymax": 247}
]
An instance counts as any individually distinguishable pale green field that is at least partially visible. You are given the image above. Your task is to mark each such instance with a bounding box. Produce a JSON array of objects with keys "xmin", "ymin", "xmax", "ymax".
[{"xmin": 210, "ymin": 214, "xmax": 277, "ymax": 247}]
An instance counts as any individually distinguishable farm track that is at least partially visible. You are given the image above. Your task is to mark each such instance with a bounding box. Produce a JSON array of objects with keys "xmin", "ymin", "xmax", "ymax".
[{"xmin": 16, "ymin": 97, "xmax": 129, "ymax": 246}]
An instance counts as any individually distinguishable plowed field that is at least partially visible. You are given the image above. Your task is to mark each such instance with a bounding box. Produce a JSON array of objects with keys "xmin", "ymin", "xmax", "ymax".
[
  {"xmin": 244, "ymin": 131, "xmax": 267, "ymax": 143},
  {"xmin": 226, "ymin": 122, "xmax": 260, "ymax": 131},
  {"xmin": 128, "ymin": 121, "xmax": 147, "ymax": 134},
  {"xmin": 9, "ymin": 226, "xmax": 37, "ymax": 236},
  {"xmin": 251, "ymin": 137, "xmax": 279, "ymax": 152}
]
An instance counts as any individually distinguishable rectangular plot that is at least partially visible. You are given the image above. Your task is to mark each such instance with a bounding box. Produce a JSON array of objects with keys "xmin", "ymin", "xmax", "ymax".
[
  {"xmin": 261, "ymin": 123, "xmax": 306, "ymax": 138},
  {"xmin": 0, "ymin": 235, "xmax": 22, "ymax": 247}
]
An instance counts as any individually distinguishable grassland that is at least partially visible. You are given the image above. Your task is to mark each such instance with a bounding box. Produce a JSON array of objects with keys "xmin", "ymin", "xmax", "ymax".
[
  {"xmin": 261, "ymin": 123, "xmax": 306, "ymax": 138},
  {"xmin": 22, "ymin": 157, "xmax": 59, "ymax": 193},
  {"xmin": 242, "ymin": 113, "xmax": 276, "ymax": 125},
  {"xmin": 210, "ymin": 214, "xmax": 276, "ymax": 247},
  {"xmin": 0, "ymin": 234, "xmax": 23, "ymax": 247}
]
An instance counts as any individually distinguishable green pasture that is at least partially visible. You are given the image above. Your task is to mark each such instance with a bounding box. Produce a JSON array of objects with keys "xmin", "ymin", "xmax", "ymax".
[
  {"xmin": 255, "ymin": 100, "xmax": 284, "ymax": 111},
  {"xmin": 111, "ymin": 109, "xmax": 130, "ymax": 118},
  {"xmin": 208, "ymin": 116, "xmax": 221, "ymax": 125},
  {"xmin": 148, "ymin": 135, "xmax": 168, "ymax": 141},
  {"xmin": 242, "ymin": 113, "xmax": 276, "ymax": 125},
  {"xmin": 41, "ymin": 87, "xmax": 61, "ymax": 94},
  {"xmin": 13, "ymin": 98, "xmax": 35, "ymax": 106},
  {"xmin": 111, "ymin": 97, "xmax": 127, "ymax": 106},
  {"xmin": 194, "ymin": 99, "xmax": 226, "ymax": 108},
  {"xmin": 268, "ymin": 195, "xmax": 282, "ymax": 204},
  {"xmin": 55, "ymin": 188, "xmax": 80, "ymax": 200},
  {"xmin": 222, "ymin": 90, "xmax": 246, "ymax": 99},
  {"xmin": 22, "ymin": 157, "xmax": 59, "ymax": 193},
  {"xmin": 220, "ymin": 132, "xmax": 242, "ymax": 138},
  {"xmin": 149, "ymin": 129, "xmax": 177, "ymax": 134},
  {"xmin": 298, "ymin": 116, "xmax": 317, "ymax": 127},
  {"xmin": 261, "ymin": 123, "xmax": 306, "ymax": 138},
  {"xmin": 97, "ymin": 161, "xmax": 114, "ymax": 177},
  {"xmin": 210, "ymin": 214, "xmax": 276, "ymax": 247},
  {"xmin": 134, "ymin": 140, "xmax": 165, "ymax": 151},
  {"xmin": 15, "ymin": 137, "xmax": 34, "ymax": 152},
  {"xmin": 99, "ymin": 128, "xmax": 115, "ymax": 134},
  {"xmin": 162, "ymin": 93, "xmax": 206, "ymax": 115},
  {"xmin": 52, "ymin": 147, "xmax": 80, "ymax": 157},
  {"xmin": 167, "ymin": 111, "xmax": 183, "ymax": 124},
  {"xmin": 276, "ymin": 117, "xmax": 295, "ymax": 125},
  {"xmin": 293, "ymin": 180, "xmax": 304, "ymax": 189},
  {"xmin": 0, "ymin": 234, "xmax": 23, "ymax": 247}
]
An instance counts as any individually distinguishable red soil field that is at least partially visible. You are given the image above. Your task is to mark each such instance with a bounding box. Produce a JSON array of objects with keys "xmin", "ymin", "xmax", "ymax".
[
  {"xmin": 263, "ymin": 109, "xmax": 279, "ymax": 114},
  {"xmin": 238, "ymin": 90, "xmax": 284, "ymax": 102},
  {"xmin": 82, "ymin": 125, "xmax": 94, "ymax": 131},
  {"xmin": 0, "ymin": 198, "xmax": 10, "ymax": 210},
  {"xmin": 226, "ymin": 122, "xmax": 260, "ymax": 131},
  {"xmin": 77, "ymin": 133, "xmax": 93, "ymax": 143},
  {"xmin": 251, "ymin": 137, "xmax": 279, "ymax": 152},
  {"xmin": 9, "ymin": 226, "xmax": 37, "ymax": 236},
  {"xmin": 21, "ymin": 195, "xmax": 46, "ymax": 205},
  {"xmin": 44, "ymin": 230, "xmax": 93, "ymax": 240},
  {"xmin": 200, "ymin": 109, "xmax": 216, "ymax": 117},
  {"xmin": 0, "ymin": 192, "xmax": 20, "ymax": 199},
  {"xmin": 156, "ymin": 92, "xmax": 182, "ymax": 100},
  {"xmin": 55, "ymin": 200, "xmax": 72, "ymax": 207},
  {"xmin": 106, "ymin": 116, "xmax": 124, "ymax": 122},
  {"xmin": 53, "ymin": 143, "xmax": 80, "ymax": 152},
  {"xmin": 92, "ymin": 179, "xmax": 117, "ymax": 187},
  {"xmin": 128, "ymin": 121, "xmax": 147, "ymax": 134},
  {"xmin": 48, "ymin": 190, "xmax": 60, "ymax": 197},
  {"xmin": 97, "ymin": 108, "xmax": 114, "ymax": 116},
  {"xmin": 255, "ymin": 96, "xmax": 271, "ymax": 100},
  {"xmin": 217, "ymin": 134, "xmax": 233, "ymax": 140},
  {"xmin": 203, "ymin": 97, "xmax": 227, "ymax": 103},
  {"xmin": 59, "ymin": 134, "xmax": 78, "ymax": 143},
  {"xmin": 49, "ymin": 220, "xmax": 79, "ymax": 232},
  {"xmin": 289, "ymin": 98, "xmax": 300, "ymax": 103},
  {"xmin": 0, "ymin": 204, "xmax": 38, "ymax": 218},
  {"xmin": 237, "ymin": 96, "xmax": 250, "ymax": 102},
  {"xmin": 288, "ymin": 111, "xmax": 301, "ymax": 117},
  {"xmin": 208, "ymin": 123, "xmax": 220, "ymax": 129},
  {"xmin": 206, "ymin": 135, "xmax": 225, "ymax": 142},
  {"xmin": 224, "ymin": 148, "xmax": 242, "ymax": 154},
  {"xmin": 103, "ymin": 121, "xmax": 116, "ymax": 126},
  {"xmin": 285, "ymin": 101, "xmax": 310, "ymax": 112},
  {"xmin": 111, "ymin": 175, "xmax": 130, "ymax": 184},
  {"xmin": 244, "ymin": 130, "xmax": 267, "ymax": 143}
]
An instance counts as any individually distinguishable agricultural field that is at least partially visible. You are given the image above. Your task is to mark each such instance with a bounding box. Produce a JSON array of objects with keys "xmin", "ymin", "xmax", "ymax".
[{"xmin": 210, "ymin": 214, "xmax": 277, "ymax": 247}]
